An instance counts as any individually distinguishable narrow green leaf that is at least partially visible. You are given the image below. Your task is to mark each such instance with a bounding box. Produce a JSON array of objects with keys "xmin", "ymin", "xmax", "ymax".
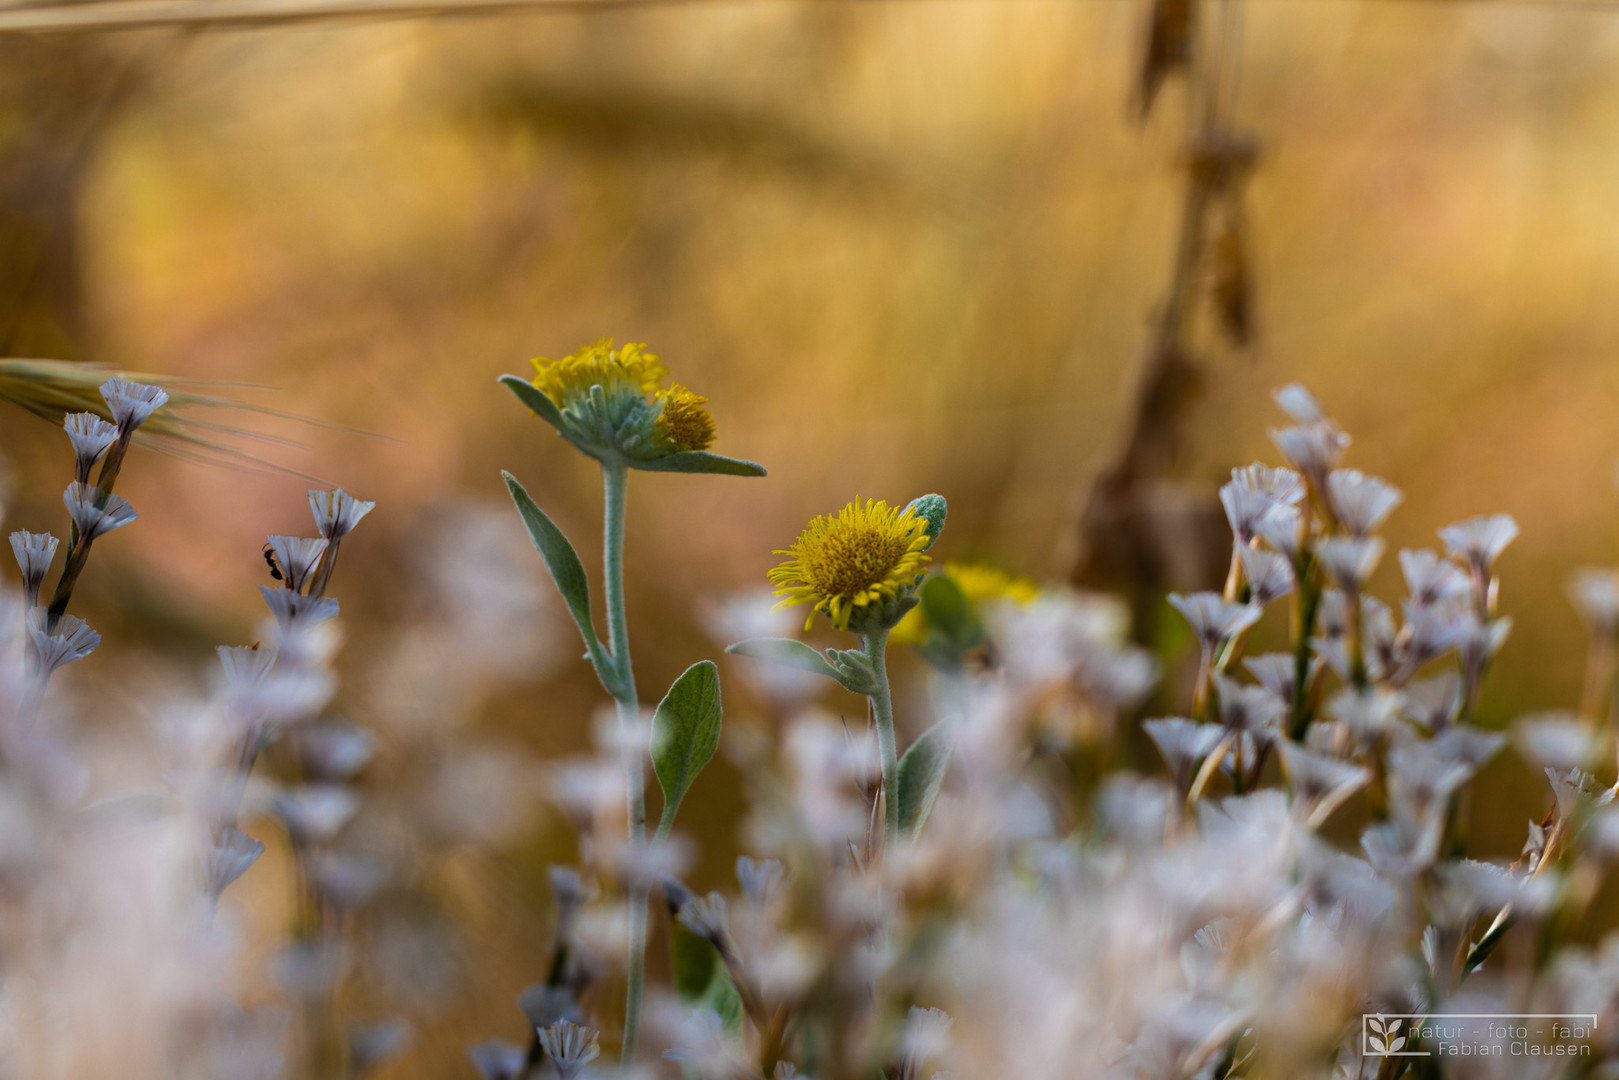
[
  {"xmin": 633, "ymin": 451, "xmax": 768, "ymax": 477},
  {"xmin": 726, "ymin": 637, "xmax": 874, "ymax": 694},
  {"xmin": 652, "ymin": 660, "xmax": 724, "ymax": 835},
  {"xmin": 498, "ymin": 374, "xmax": 566, "ymax": 432},
  {"xmin": 896, "ymin": 720, "xmax": 955, "ymax": 837},
  {"xmin": 502, "ymin": 472, "xmax": 612, "ymax": 686}
]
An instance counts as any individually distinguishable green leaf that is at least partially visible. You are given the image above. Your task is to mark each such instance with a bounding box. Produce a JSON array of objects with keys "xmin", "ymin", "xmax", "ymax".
[
  {"xmin": 919, "ymin": 573, "xmax": 971, "ymax": 638},
  {"xmin": 896, "ymin": 720, "xmax": 954, "ymax": 837},
  {"xmin": 726, "ymin": 637, "xmax": 875, "ymax": 695},
  {"xmin": 652, "ymin": 660, "xmax": 724, "ymax": 835},
  {"xmin": 498, "ymin": 374, "xmax": 566, "ymax": 432},
  {"xmin": 670, "ymin": 912, "xmax": 744, "ymax": 1040},
  {"xmin": 502, "ymin": 472, "xmax": 614, "ymax": 689},
  {"xmin": 633, "ymin": 451, "xmax": 768, "ymax": 477}
]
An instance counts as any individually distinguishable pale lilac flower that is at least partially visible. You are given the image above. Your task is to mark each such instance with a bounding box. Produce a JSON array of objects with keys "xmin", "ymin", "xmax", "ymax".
[
  {"xmin": 677, "ymin": 892, "xmax": 732, "ymax": 950},
  {"xmin": 99, "ymin": 376, "xmax": 169, "ymax": 431},
  {"xmin": 1273, "ymin": 383, "xmax": 1325, "ymax": 423},
  {"xmin": 308, "ymin": 488, "xmax": 376, "ymax": 541},
  {"xmin": 347, "ymin": 1020, "xmax": 411, "ymax": 1076},
  {"xmin": 1097, "ymin": 775, "xmax": 1174, "ymax": 846},
  {"xmin": 1570, "ymin": 567, "xmax": 1619, "ymax": 636},
  {"xmin": 1278, "ymin": 743, "xmax": 1370, "ymax": 827},
  {"xmin": 259, "ymin": 585, "xmax": 340, "ymax": 629},
  {"xmin": 62, "ymin": 412, "xmax": 117, "ymax": 479},
  {"xmin": 1270, "ymin": 422, "xmax": 1350, "ymax": 489},
  {"xmin": 1168, "ymin": 592, "xmax": 1260, "ymax": 651},
  {"xmin": 902, "ymin": 1006, "xmax": 955, "ymax": 1070},
  {"xmin": 10, "ymin": 530, "xmax": 57, "ymax": 605},
  {"xmin": 1244, "ymin": 652, "xmax": 1312, "ymax": 705},
  {"xmin": 1430, "ymin": 725, "xmax": 1506, "ymax": 771},
  {"xmin": 1514, "ymin": 712, "xmax": 1600, "ymax": 773},
  {"xmin": 1325, "ymin": 687, "xmax": 1404, "ymax": 743},
  {"xmin": 1439, "ymin": 514, "xmax": 1519, "ymax": 577},
  {"xmin": 1402, "ymin": 671, "xmax": 1462, "ymax": 731},
  {"xmin": 206, "ymin": 827, "xmax": 265, "ymax": 902},
  {"xmin": 1232, "ymin": 462, "xmax": 1306, "ymax": 505},
  {"xmin": 26, "ymin": 608, "xmax": 100, "ymax": 675},
  {"xmin": 1238, "ymin": 546, "xmax": 1294, "ymax": 606},
  {"xmin": 1326, "ymin": 469, "xmax": 1403, "ymax": 536},
  {"xmin": 1220, "ymin": 463, "xmax": 1303, "ymax": 545},
  {"xmin": 737, "ymin": 855, "xmax": 785, "ymax": 909},
  {"xmin": 468, "ymin": 1041, "xmax": 526, "ymax": 1080},
  {"xmin": 1547, "ymin": 767, "xmax": 1616, "ymax": 820},
  {"xmin": 62, "ymin": 481, "xmax": 136, "ymax": 540},
  {"xmin": 299, "ymin": 722, "xmax": 375, "ymax": 781},
  {"xmin": 1399, "ymin": 549, "xmax": 1470, "ymax": 607},
  {"xmin": 1212, "ymin": 672, "xmax": 1286, "ymax": 744},
  {"xmin": 662, "ymin": 1008, "xmax": 730, "ymax": 1073},
  {"xmin": 265, "ymin": 535, "xmax": 329, "ymax": 594},
  {"xmin": 273, "ymin": 784, "xmax": 360, "ymax": 844},
  {"xmin": 1253, "ymin": 502, "xmax": 1303, "ymax": 560},
  {"xmin": 1144, "ymin": 717, "xmax": 1223, "ymax": 788},
  {"xmin": 1315, "ymin": 536, "xmax": 1384, "ymax": 591}
]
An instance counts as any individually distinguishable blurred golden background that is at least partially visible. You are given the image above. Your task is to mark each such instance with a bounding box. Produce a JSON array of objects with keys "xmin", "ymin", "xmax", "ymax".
[{"xmin": 6, "ymin": 0, "xmax": 1619, "ymax": 1073}]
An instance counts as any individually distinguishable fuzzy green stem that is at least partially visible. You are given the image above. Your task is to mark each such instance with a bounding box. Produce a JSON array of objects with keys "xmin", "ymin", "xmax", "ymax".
[
  {"xmin": 602, "ymin": 458, "xmax": 647, "ymax": 1064},
  {"xmin": 863, "ymin": 626, "xmax": 900, "ymax": 839}
]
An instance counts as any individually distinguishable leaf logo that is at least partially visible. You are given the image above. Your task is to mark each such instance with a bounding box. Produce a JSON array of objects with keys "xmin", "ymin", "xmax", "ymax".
[{"xmin": 1366, "ymin": 1015, "xmax": 1406, "ymax": 1055}]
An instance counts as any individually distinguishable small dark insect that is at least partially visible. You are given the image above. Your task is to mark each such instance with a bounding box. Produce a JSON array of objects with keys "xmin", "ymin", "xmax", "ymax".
[{"xmin": 262, "ymin": 544, "xmax": 284, "ymax": 582}]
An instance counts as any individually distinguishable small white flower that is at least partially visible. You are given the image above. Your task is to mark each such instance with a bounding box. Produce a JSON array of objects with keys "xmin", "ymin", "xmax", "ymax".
[
  {"xmin": 1273, "ymin": 383, "xmax": 1325, "ymax": 423},
  {"xmin": 266, "ymin": 535, "xmax": 329, "ymax": 594},
  {"xmin": 1168, "ymin": 592, "xmax": 1260, "ymax": 651},
  {"xmin": 1514, "ymin": 712, "xmax": 1601, "ymax": 773},
  {"xmin": 1315, "ymin": 536, "xmax": 1384, "ymax": 592},
  {"xmin": 1270, "ymin": 422, "xmax": 1349, "ymax": 487},
  {"xmin": 99, "ymin": 376, "xmax": 169, "ymax": 431},
  {"xmin": 537, "ymin": 1019, "xmax": 601, "ymax": 1080},
  {"xmin": 1253, "ymin": 502, "xmax": 1303, "ymax": 560},
  {"xmin": 1400, "ymin": 549, "xmax": 1470, "ymax": 607},
  {"xmin": 1401, "ymin": 671, "xmax": 1461, "ymax": 731},
  {"xmin": 736, "ymin": 855, "xmax": 785, "ymax": 909},
  {"xmin": 1212, "ymin": 672, "xmax": 1285, "ymax": 744},
  {"xmin": 1239, "ymin": 545, "xmax": 1295, "ymax": 606},
  {"xmin": 468, "ymin": 1041, "xmax": 525, "ymax": 1080},
  {"xmin": 259, "ymin": 585, "xmax": 340, "ymax": 629},
  {"xmin": 273, "ymin": 783, "xmax": 360, "ymax": 843},
  {"xmin": 1144, "ymin": 717, "xmax": 1223, "ymax": 787},
  {"xmin": 9, "ymin": 530, "xmax": 57, "ymax": 604},
  {"xmin": 206, "ymin": 827, "xmax": 265, "ymax": 901},
  {"xmin": 299, "ymin": 722, "xmax": 375, "ymax": 781},
  {"xmin": 1279, "ymin": 742, "xmax": 1370, "ymax": 826},
  {"xmin": 677, "ymin": 892, "xmax": 732, "ymax": 949},
  {"xmin": 62, "ymin": 412, "xmax": 118, "ymax": 477},
  {"xmin": 1325, "ymin": 469, "xmax": 1402, "ymax": 535},
  {"xmin": 26, "ymin": 608, "xmax": 100, "ymax": 675},
  {"xmin": 62, "ymin": 481, "xmax": 136, "ymax": 541},
  {"xmin": 1439, "ymin": 513, "xmax": 1519, "ymax": 576},
  {"xmin": 308, "ymin": 488, "xmax": 376, "ymax": 541},
  {"xmin": 1569, "ymin": 567, "xmax": 1619, "ymax": 636}
]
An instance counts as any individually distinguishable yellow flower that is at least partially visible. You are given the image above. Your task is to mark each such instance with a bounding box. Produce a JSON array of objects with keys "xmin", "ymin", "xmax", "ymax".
[
  {"xmin": 653, "ymin": 384, "xmax": 716, "ymax": 452},
  {"xmin": 529, "ymin": 338, "xmax": 666, "ymax": 408},
  {"xmin": 769, "ymin": 498, "xmax": 932, "ymax": 632},
  {"xmin": 890, "ymin": 562, "xmax": 1041, "ymax": 644}
]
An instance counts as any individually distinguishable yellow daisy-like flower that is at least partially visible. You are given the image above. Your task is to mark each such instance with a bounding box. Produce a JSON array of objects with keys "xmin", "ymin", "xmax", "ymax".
[
  {"xmin": 653, "ymin": 384, "xmax": 716, "ymax": 452},
  {"xmin": 529, "ymin": 338, "xmax": 667, "ymax": 409},
  {"xmin": 890, "ymin": 562, "xmax": 1041, "ymax": 644},
  {"xmin": 770, "ymin": 498, "xmax": 932, "ymax": 632}
]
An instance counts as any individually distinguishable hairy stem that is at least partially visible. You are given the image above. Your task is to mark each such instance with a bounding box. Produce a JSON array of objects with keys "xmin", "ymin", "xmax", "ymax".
[
  {"xmin": 602, "ymin": 458, "xmax": 647, "ymax": 1063},
  {"xmin": 864, "ymin": 626, "xmax": 900, "ymax": 840}
]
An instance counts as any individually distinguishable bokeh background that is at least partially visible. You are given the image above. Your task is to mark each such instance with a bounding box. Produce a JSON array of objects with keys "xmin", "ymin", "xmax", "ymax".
[{"xmin": 6, "ymin": 0, "xmax": 1619, "ymax": 1073}]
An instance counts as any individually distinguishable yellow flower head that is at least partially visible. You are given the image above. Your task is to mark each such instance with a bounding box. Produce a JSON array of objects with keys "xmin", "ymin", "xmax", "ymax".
[
  {"xmin": 529, "ymin": 338, "xmax": 666, "ymax": 409},
  {"xmin": 891, "ymin": 562, "xmax": 1041, "ymax": 644},
  {"xmin": 653, "ymin": 384, "xmax": 716, "ymax": 453},
  {"xmin": 769, "ymin": 498, "xmax": 932, "ymax": 632}
]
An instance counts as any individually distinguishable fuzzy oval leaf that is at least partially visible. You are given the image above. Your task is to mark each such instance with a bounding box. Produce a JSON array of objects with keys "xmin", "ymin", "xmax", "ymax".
[
  {"xmin": 503, "ymin": 472, "xmax": 600, "ymax": 655},
  {"xmin": 726, "ymin": 638, "xmax": 873, "ymax": 694},
  {"xmin": 652, "ymin": 660, "xmax": 724, "ymax": 833},
  {"xmin": 904, "ymin": 493, "xmax": 948, "ymax": 550},
  {"xmin": 919, "ymin": 573, "xmax": 971, "ymax": 637},
  {"xmin": 499, "ymin": 374, "xmax": 566, "ymax": 432},
  {"xmin": 896, "ymin": 720, "xmax": 955, "ymax": 837},
  {"xmin": 633, "ymin": 451, "xmax": 767, "ymax": 477}
]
